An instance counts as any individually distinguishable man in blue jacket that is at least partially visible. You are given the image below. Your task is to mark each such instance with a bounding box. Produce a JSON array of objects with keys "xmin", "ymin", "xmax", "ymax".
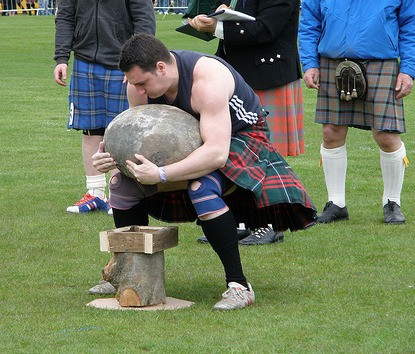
[{"xmin": 299, "ymin": 0, "xmax": 415, "ymax": 224}]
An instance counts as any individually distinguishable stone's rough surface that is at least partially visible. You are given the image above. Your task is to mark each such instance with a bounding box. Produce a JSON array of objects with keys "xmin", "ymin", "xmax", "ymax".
[{"xmin": 104, "ymin": 104, "xmax": 202, "ymax": 179}]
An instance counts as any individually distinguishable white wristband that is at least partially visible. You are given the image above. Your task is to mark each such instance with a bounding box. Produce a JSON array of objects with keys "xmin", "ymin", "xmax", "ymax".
[{"xmin": 159, "ymin": 166, "xmax": 167, "ymax": 183}]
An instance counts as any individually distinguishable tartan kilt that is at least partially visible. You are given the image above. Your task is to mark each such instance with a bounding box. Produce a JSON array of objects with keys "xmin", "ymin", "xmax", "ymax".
[
  {"xmin": 145, "ymin": 119, "xmax": 316, "ymax": 232},
  {"xmin": 67, "ymin": 58, "xmax": 129, "ymax": 130},
  {"xmin": 255, "ymin": 79, "xmax": 305, "ymax": 156},
  {"xmin": 316, "ymin": 57, "xmax": 405, "ymax": 132}
]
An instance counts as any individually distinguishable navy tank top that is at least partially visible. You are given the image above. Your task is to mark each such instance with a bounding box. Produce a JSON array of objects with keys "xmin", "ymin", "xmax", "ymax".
[{"xmin": 148, "ymin": 50, "xmax": 264, "ymax": 133}]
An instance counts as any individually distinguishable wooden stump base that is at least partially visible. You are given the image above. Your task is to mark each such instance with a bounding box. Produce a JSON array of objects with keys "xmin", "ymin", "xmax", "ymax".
[
  {"xmin": 98, "ymin": 225, "xmax": 182, "ymax": 308},
  {"xmin": 86, "ymin": 297, "xmax": 194, "ymax": 311}
]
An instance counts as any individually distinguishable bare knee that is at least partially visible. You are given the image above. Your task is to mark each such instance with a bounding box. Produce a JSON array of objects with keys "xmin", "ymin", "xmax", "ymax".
[
  {"xmin": 190, "ymin": 180, "xmax": 201, "ymax": 191},
  {"xmin": 372, "ymin": 130, "xmax": 402, "ymax": 152},
  {"xmin": 110, "ymin": 175, "xmax": 119, "ymax": 185},
  {"xmin": 322, "ymin": 124, "xmax": 347, "ymax": 148}
]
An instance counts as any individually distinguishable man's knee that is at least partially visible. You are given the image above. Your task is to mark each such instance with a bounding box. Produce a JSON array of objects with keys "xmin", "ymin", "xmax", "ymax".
[
  {"xmin": 188, "ymin": 172, "xmax": 227, "ymax": 217},
  {"xmin": 322, "ymin": 124, "xmax": 347, "ymax": 147},
  {"xmin": 109, "ymin": 172, "xmax": 157, "ymax": 210}
]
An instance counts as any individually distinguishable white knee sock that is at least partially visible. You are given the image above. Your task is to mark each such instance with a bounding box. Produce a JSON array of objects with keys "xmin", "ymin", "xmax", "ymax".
[
  {"xmin": 320, "ymin": 144, "xmax": 347, "ymax": 208},
  {"xmin": 86, "ymin": 174, "xmax": 106, "ymax": 199},
  {"xmin": 380, "ymin": 143, "xmax": 406, "ymax": 206}
]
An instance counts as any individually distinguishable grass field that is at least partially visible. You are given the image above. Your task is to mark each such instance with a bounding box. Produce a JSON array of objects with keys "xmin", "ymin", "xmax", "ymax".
[{"xmin": 1, "ymin": 15, "xmax": 414, "ymax": 353}]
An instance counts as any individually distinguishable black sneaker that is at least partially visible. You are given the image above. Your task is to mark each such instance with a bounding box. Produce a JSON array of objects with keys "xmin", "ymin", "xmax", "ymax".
[
  {"xmin": 197, "ymin": 228, "xmax": 251, "ymax": 244},
  {"xmin": 238, "ymin": 227, "xmax": 284, "ymax": 245},
  {"xmin": 317, "ymin": 201, "xmax": 349, "ymax": 223},
  {"xmin": 383, "ymin": 199, "xmax": 405, "ymax": 224}
]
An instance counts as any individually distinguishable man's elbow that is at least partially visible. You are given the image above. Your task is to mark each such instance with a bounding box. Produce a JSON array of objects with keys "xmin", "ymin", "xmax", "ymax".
[{"xmin": 212, "ymin": 153, "xmax": 228, "ymax": 169}]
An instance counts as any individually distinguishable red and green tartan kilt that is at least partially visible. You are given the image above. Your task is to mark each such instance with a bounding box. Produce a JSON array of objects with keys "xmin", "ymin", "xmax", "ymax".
[
  {"xmin": 145, "ymin": 119, "xmax": 316, "ymax": 232},
  {"xmin": 255, "ymin": 79, "xmax": 305, "ymax": 156},
  {"xmin": 316, "ymin": 57, "xmax": 405, "ymax": 132}
]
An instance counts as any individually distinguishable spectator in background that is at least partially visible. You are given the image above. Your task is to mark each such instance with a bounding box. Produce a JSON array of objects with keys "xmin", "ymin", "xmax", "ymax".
[
  {"xmin": 26, "ymin": 0, "xmax": 36, "ymax": 15},
  {"xmin": 38, "ymin": 0, "xmax": 52, "ymax": 15},
  {"xmin": 189, "ymin": 0, "xmax": 304, "ymax": 245},
  {"xmin": 53, "ymin": 0, "xmax": 156, "ymax": 215},
  {"xmin": 174, "ymin": 0, "xmax": 186, "ymax": 15},
  {"xmin": 298, "ymin": 0, "xmax": 415, "ymax": 224},
  {"xmin": 157, "ymin": 0, "xmax": 169, "ymax": 14},
  {"xmin": 2, "ymin": 0, "xmax": 16, "ymax": 16}
]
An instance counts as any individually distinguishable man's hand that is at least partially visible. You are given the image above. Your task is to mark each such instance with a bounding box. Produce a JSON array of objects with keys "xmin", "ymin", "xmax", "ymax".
[
  {"xmin": 54, "ymin": 63, "xmax": 68, "ymax": 86},
  {"xmin": 92, "ymin": 141, "xmax": 117, "ymax": 173},
  {"xmin": 125, "ymin": 154, "xmax": 161, "ymax": 185},
  {"xmin": 395, "ymin": 73, "xmax": 413, "ymax": 100},
  {"xmin": 188, "ymin": 14, "xmax": 217, "ymax": 33},
  {"xmin": 303, "ymin": 68, "xmax": 320, "ymax": 89}
]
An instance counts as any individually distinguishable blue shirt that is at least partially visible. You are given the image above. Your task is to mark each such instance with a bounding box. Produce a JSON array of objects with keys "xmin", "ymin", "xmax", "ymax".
[{"xmin": 299, "ymin": 0, "xmax": 415, "ymax": 78}]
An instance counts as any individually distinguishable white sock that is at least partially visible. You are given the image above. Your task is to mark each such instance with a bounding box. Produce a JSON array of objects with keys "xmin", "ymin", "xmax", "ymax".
[
  {"xmin": 86, "ymin": 174, "xmax": 106, "ymax": 200},
  {"xmin": 380, "ymin": 143, "xmax": 406, "ymax": 206},
  {"xmin": 320, "ymin": 144, "xmax": 347, "ymax": 208}
]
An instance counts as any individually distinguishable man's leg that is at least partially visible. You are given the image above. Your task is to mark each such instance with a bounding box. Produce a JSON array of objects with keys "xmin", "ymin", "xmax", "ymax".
[
  {"xmin": 374, "ymin": 130, "xmax": 406, "ymax": 224},
  {"xmin": 67, "ymin": 132, "xmax": 110, "ymax": 214},
  {"xmin": 318, "ymin": 124, "xmax": 349, "ymax": 223},
  {"xmin": 189, "ymin": 173, "xmax": 254, "ymax": 310}
]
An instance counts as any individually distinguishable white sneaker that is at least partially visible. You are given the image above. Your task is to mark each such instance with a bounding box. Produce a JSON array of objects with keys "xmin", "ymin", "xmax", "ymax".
[
  {"xmin": 108, "ymin": 208, "xmax": 113, "ymax": 216},
  {"xmin": 213, "ymin": 282, "xmax": 255, "ymax": 310},
  {"xmin": 66, "ymin": 193, "xmax": 110, "ymax": 214}
]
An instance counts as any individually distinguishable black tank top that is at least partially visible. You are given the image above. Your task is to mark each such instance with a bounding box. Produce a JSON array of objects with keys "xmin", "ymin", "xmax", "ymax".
[{"xmin": 148, "ymin": 50, "xmax": 263, "ymax": 133}]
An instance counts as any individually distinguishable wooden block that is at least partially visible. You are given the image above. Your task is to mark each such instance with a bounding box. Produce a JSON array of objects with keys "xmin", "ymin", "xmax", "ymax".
[{"xmin": 99, "ymin": 225, "xmax": 178, "ymax": 254}]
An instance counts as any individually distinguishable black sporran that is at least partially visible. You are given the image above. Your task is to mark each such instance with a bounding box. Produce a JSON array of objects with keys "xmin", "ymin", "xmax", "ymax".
[{"xmin": 335, "ymin": 59, "xmax": 367, "ymax": 101}]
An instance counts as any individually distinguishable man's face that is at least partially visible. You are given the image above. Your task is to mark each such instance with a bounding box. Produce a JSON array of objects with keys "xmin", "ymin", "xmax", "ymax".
[{"xmin": 125, "ymin": 64, "xmax": 165, "ymax": 99}]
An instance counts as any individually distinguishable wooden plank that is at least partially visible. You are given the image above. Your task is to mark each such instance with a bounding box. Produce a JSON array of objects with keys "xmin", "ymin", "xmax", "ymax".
[
  {"xmin": 99, "ymin": 226, "xmax": 134, "ymax": 252},
  {"xmin": 100, "ymin": 225, "xmax": 178, "ymax": 254}
]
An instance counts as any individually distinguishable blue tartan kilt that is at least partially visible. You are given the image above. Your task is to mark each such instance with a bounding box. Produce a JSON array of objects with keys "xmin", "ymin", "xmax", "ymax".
[{"xmin": 67, "ymin": 58, "xmax": 129, "ymax": 130}]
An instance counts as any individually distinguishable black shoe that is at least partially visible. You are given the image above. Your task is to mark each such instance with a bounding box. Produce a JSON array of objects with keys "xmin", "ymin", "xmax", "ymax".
[
  {"xmin": 317, "ymin": 201, "xmax": 349, "ymax": 223},
  {"xmin": 238, "ymin": 227, "xmax": 284, "ymax": 245},
  {"xmin": 197, "ymin": 228, "xmax": 251, "ymax": 244},
  {"xmin": 383, "ymin": 199, "xmax": 405, "ymax": 224}
]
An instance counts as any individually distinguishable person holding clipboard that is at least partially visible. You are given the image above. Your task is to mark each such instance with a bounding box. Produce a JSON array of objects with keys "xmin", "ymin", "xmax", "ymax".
[{"xmin": 189, "ymin": 0, "xmax": 305, "ymax": 245}]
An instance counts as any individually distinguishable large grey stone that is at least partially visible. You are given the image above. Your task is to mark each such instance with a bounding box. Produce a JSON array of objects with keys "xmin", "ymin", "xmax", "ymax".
[{"xmin": 104, "ymin": 104, "xmax": 202, "ymax": 179}]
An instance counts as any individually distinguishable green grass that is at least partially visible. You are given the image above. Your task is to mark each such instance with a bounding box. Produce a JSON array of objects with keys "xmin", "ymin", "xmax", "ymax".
[{"xmin": 1, "ymin": 15, "xmax": 415, "ymax": 353}]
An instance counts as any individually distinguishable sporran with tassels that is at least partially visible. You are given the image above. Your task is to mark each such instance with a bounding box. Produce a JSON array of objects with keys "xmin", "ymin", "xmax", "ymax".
[{"xmin": 335, "ymin": 59, "xmax": 368, "ymax": 101}]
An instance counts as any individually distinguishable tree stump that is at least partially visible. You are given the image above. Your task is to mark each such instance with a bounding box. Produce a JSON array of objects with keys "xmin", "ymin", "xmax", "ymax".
[
  {"xmin": 103, "ymin": 251, "xmax": 166, "ymax": 307},
  {"xmin": 99, "ymin": 226, "xmax": 178, "ymax": 307}
]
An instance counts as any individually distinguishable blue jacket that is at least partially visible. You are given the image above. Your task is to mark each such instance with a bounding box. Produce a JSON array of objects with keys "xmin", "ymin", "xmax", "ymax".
[{"xmin": 298, "ymin": 0, "xmax": 415, "ymax": 78}]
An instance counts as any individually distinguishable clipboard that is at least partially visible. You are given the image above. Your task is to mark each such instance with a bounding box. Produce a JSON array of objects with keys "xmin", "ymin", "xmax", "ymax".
[
  {"xmin": 175, "ymin": 23, "xmax": 215, "ymax": 42},
  {"xmin": 175, "ymin": 9, "xmax": 255, "ymax": 41}
]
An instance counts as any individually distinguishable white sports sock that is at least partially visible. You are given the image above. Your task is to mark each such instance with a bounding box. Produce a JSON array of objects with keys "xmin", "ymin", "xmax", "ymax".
[
  {"xmin": 320, "ymin": 144, "xmax": 347, "ymax": 208},
  {"xmin": 380, "ymin": 143, "xmax": 406, "ymax": 206},
  {"xmin": 86, "ymin": 174, "xmax": 106, "ymax": 200}
]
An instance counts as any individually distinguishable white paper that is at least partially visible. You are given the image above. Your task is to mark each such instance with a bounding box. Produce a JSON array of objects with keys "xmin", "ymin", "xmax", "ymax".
[{"xmin": 208, "ymin": 8, "xmax": 255, "ymax": 22}]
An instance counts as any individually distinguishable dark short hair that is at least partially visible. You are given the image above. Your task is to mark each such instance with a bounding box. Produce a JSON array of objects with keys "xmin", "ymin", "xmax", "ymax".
[{"xmin": 119, "ymin": 33, "xmax": 172, "ymax": 73}]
